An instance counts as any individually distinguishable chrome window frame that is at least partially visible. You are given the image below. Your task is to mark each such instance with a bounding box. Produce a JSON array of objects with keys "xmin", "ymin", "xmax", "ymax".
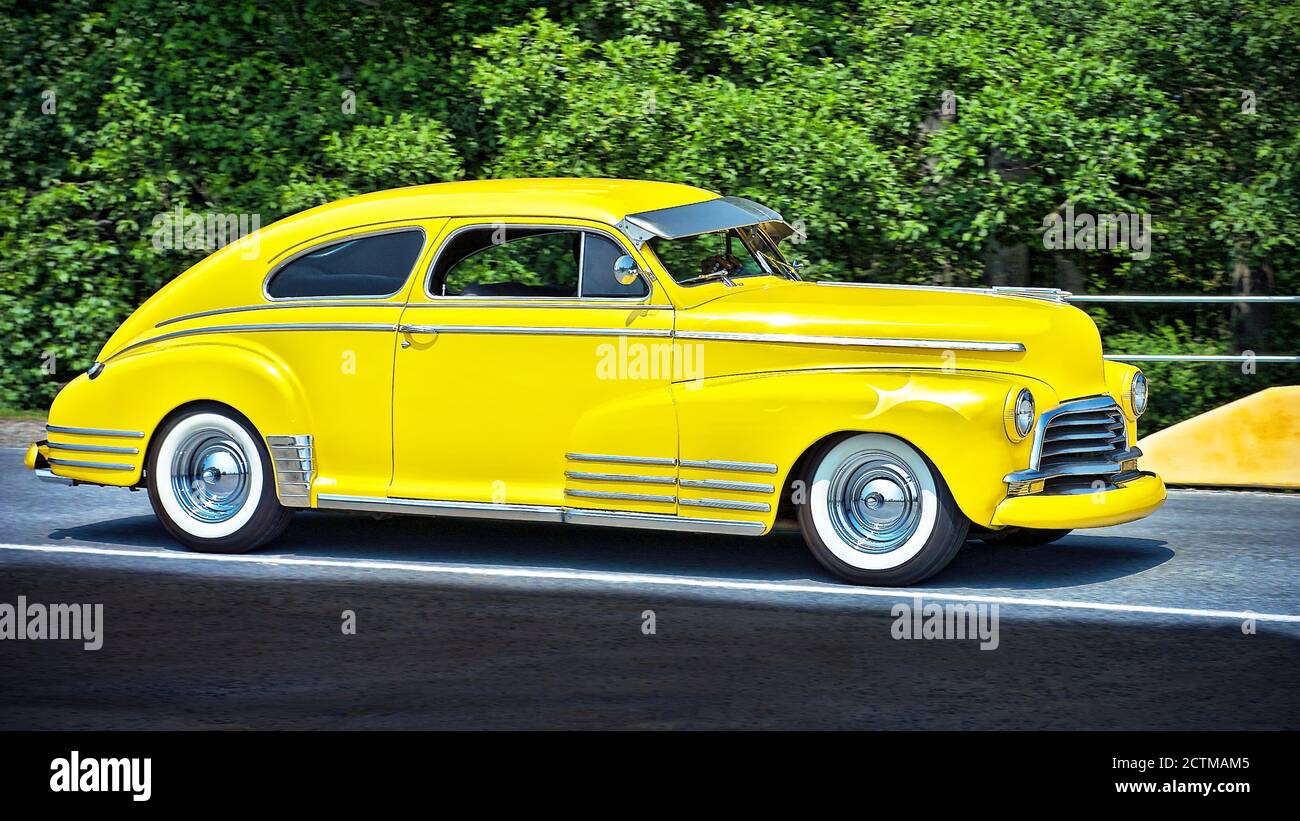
[
  {"xmin": 262, "ymin": 225, "xmax": 429, "ymax": 302},
  {"xmin": 422, "ymin": 222, "xmax": 656, "ymax": 304}
]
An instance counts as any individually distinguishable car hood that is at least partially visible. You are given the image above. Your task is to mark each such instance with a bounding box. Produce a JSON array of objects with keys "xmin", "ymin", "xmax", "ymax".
[{"xmin": 675, "ymin": 279, "xmax": 1107, "ymax": 401}]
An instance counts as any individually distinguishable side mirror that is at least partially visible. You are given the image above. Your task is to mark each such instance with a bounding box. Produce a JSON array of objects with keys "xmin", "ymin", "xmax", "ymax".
[{"xmin": 613, "ymin": 254, "xmax": 647, "ymax": 286}]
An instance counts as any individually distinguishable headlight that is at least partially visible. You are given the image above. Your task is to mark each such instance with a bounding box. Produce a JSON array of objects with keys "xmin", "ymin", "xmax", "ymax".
[
  {"xmin": 1004, "ymin": 388, "xmax": 1036, "ymax": 441},
  {"xmin": 1128, "ymin": 371, "xmax": 1149, "ymax": 417}
]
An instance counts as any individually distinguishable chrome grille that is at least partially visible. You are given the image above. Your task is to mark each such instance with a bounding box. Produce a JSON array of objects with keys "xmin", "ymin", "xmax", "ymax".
[
  {"xmin": 1003, "ymin": 396, "xmax": 1141, "ymax": 496},
  {"xmin": 1040, "ymin": 412, "xmax": 1125, "ymax": 465},
  {"xmin": 1036, "ymin": 400, "xmax": 1128, "ymax": 493}
]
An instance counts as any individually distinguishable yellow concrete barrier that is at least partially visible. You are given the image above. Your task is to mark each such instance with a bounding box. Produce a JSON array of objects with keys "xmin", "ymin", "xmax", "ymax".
[{"xmin": 1137, "ymin": 386, "xmax": 1300, "ymax": 488}]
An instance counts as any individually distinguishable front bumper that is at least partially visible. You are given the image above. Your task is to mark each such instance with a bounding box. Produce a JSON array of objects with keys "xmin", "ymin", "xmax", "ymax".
[{"xmin": 990, "ymin": 472, "xmax": 1166, "ymax": 530}]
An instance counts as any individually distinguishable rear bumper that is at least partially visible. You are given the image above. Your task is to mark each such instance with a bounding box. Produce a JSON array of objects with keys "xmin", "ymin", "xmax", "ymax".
[
  {"xmin": 24, "ymin": 441, "xmax": 73, "ymax": 486},
  {"xmin": 990, "ymin": 473, "xmax": 1166, "ymax": 530}
]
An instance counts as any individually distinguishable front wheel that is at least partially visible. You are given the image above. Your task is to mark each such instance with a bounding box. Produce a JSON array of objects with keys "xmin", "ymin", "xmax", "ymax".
[
  {"xmin": 147, "ymin": 405, "xmax": 293, "ymax": 553},
  {"xmin": 796, "ymin": 433, "xmax": 969, "ymax": 586}
]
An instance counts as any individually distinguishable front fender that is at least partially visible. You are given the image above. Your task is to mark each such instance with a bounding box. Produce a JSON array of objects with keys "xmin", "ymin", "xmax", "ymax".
[
  {"xmin": 673, "ymin": 368, "xmax": 1059, "ymax": 527},
  {"xmin": 45, "ymin": 340, "xmax": 312, "ymax": 486}
]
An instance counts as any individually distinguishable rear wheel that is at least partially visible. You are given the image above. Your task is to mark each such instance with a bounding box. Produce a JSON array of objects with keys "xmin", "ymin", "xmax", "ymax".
[
  {"xmin": 147, "ymin": 405, "xmax": 292, "ymax": 553},
  {"xmin": 796, "ymin": 433, "xmax": 969, "ymax": 586}
]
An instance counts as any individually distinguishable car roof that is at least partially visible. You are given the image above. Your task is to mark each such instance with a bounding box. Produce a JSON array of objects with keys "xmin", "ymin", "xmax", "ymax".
[{"xmin": 288, "ymin": 178, "xmax": 721, "ymax": 228}]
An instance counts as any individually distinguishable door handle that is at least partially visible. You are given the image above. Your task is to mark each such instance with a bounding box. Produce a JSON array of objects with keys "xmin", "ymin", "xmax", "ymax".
[
  {"xmin": 398, "ymin": 324, "xmax": 439, "ymax": 348},
  {"xmin": 398, "ymin": 324, "xmax": 440, "ymax": 335}
]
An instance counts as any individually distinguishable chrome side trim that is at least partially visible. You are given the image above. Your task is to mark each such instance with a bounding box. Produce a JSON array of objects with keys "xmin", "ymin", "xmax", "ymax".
[
  {"xmin": 674, "ymin": 330, "xmax": 1025, "ymax": 353},
  {"xmin": 158, "ymin": 300, "xmax": 673, "ymax": 328},
  {"xmin": 47, "ymin": 457, "xmax": 134, "ymax": 471},
  {"xmin": 565, "ymin": 508, "xmax": 766, "ymax": 536},
  {"xmin": 317, "ymin": 493, "xmax": 565, "ymax": 523},
  {"xmin": 46, "ymin": 424, "xmax": 144, "ymax": 439},
  {"xmin": 46, "ymin": 441, "xmax": 139, "ymax": 455},
  {"xmin": 679, "ymin": 478, "xmax": 774, "ymax": 493},
  {"xmin": 566, "ymin": 452, "xmax": 677, "ymax": 467},
  {"xmin": 157, "ymin": 301, "xmax": 405, "ymax": 328},
  {"xmin": 106, "ymin": 323, "xmax": 397, "ymax": 361},
  {"xmin": 565, "ymin": 471, "xmax": 676, "ymax": 486},
  {"xmin": 815, "ymin": 281, "xmax": 1067, "ymax": 303},
  {"xmin": 35, "ymin": 468, "xmax": 75, "ymax": 486},
  {"xmin": 680, "ymin": 497, "xmax": 772, "ymax": 513},
  {"xmin": 565, "ymin": 488, "xmax": 676, "ymax": 504},
  {"xmin": 679, "ymin": 458, "xmax": 778, "ymax": 474},
  {"xmin": 404, "ymin": 301, "xmax": 674, "ymax": 310},
  {"xmin": 401, "ymin": 325, "xmax": 672, "ymax": 339},
  {"xmin": 266, "ymin": 434, "xmax": 314, "ymax": 508}
]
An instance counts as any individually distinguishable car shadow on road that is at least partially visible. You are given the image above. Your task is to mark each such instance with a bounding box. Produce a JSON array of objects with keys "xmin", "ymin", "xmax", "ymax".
[{"xmin": 47, "ymin": 510, "xmax": 1173, "ymax": 591}]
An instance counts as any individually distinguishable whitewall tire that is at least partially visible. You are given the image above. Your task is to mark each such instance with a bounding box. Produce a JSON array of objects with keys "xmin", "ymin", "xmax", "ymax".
[
  {"xmin": 797, "ymin": 433, "xmax": 968, "ymax": 585},
  {"xmin": 147, "ymin": 405, "xmax": 293, "ymax": 553}
]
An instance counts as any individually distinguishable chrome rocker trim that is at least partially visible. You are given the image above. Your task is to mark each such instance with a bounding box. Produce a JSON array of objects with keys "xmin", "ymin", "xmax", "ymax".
[
  {"xmin": 315, "ymin": 493, "xmax": 766, "ymax": 536},
  {"xmin": 565, "ymin": 508, "xmax": 766, "ymax": 536}
]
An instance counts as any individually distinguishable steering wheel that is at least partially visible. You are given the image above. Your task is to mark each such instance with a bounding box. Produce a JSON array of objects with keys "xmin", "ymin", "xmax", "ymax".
[{"xmin": 700, "ymin": 254, "xmax": 742, "ymax": 277}]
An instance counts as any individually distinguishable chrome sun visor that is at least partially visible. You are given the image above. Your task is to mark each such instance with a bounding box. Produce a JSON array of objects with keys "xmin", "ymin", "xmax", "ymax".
[{"xmin": 617, "ymin": 196, "xmax": 793, "ymax": 247}]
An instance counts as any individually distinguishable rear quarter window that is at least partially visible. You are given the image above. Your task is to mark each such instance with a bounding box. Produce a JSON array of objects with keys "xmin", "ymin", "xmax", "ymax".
[{"xmin": 266, "ymin": 228, "xmax": 425, "ymax": 299}]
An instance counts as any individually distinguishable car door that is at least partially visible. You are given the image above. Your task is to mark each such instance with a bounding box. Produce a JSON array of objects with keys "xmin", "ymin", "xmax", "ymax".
[{"xmin": 390, "ymin": 217, "xmax": 679, "ymax": 514}]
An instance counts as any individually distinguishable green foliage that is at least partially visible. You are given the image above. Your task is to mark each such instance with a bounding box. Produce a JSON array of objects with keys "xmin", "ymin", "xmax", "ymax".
[{"xmin": 2, "ymin": 0, "xmax": 1298, "ymax": 431}]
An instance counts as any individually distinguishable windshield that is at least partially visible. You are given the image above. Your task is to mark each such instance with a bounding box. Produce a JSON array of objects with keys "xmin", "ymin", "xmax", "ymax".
[{"xmin": 648, "ymin": 225, "xmax": 796, "ymax": 287}]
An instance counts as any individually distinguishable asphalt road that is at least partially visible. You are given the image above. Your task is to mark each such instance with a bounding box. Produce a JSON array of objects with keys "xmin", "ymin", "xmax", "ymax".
[{"xmin": 1, "ymin": 448, "xmax": 1297, "ymax": 729}]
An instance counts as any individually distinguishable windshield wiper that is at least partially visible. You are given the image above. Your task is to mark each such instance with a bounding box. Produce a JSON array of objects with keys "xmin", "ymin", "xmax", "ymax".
[{"xmin": 677, "ymin": 271, "xmax": 737, "ymax": 287}]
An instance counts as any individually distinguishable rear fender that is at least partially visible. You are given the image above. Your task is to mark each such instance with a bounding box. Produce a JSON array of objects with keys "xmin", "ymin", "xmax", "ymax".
[{"xmin": 45, "ymin": 340, "xmax": 311, "ymax": 486}]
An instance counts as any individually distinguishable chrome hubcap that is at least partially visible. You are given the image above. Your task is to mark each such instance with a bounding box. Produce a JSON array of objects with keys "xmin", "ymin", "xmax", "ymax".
[
  {"xmin": 171, "ymin": 429, "xmax": 251, "ymax": 523},
  {"xmin": 827, "ymin": 450, "xmax": 922, "ymax": 553}
]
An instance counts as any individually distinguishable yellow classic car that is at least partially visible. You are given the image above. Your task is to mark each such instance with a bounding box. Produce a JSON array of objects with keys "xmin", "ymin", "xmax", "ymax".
[{"xmin": 24, "ymin": 178, "xmax": 1166, "ymax": 585}]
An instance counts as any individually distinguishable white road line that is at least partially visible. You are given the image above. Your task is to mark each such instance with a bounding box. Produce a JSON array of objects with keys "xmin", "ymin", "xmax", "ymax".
[{"xmin": 1, "ymin": 542, "xmax": 1297, "ymax": 623}]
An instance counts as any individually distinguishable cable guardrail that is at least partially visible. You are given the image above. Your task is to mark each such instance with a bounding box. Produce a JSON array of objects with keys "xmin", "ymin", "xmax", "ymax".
[
  {"xmin": 1067, "ymin": 295, "xmax": 1299, "ymax": 303},
  {"xmin": 1055, "ymin": 293, "xmax": 1299, "ymax": 364}
]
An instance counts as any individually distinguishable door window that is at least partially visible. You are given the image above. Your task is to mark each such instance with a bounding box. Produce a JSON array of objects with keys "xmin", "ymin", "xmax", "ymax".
[{"xmin": 431, "ymin": 226, "xmax": 648, "ymax": 299}]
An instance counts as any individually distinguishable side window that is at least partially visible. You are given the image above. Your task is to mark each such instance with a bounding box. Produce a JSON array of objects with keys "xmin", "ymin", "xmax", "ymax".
[
  {"xmin": 435, "ymin": 228, "xmax": 580, "ymax": 298},
  {"xmin": 581, "ymin": 233, "xmax": 649, "ymax": 298},
  {"xmin": 266, "ymin": 229, "xmax": 424, "ymax": 299}
]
